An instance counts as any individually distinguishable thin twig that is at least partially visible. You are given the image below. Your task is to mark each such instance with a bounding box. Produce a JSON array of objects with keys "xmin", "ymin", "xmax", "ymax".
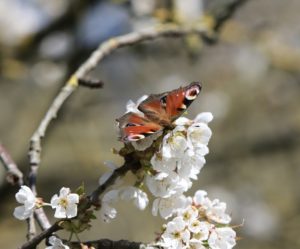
[
  {"xmin": 0, "ymin": 143, "xmax": 24, "ymax": 186},
  {"xmin": 26, "ymin": 215, "xmax": 36, "ymax": 241},
  {"xmin": 78, "ymin": 77, "xmax": 104, "ymax": 89},
  {"xmin": 73, "ymin": 24, "xmax": 208, "ymax": 79},
  {"xmin": 212, "ymin": 0, "xmax": 248, "ymax": 32}
]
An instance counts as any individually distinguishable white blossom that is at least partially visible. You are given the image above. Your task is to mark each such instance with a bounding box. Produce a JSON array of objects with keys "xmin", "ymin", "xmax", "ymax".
[
  {"xmin": 46, "ymin": 236, "xmax": 69, "ymax": 249},
  {"xmin": 99, "ymin": 190, "xmax": 119, "ymax": 222},
  {"xmin": 193, "ymin": 190, "xmax": 209, "ymax": 206},
  {"xmin": 174, "ymin": 117, "xmax": 192, "ymax": 126},
  {"xmin": 208, "ymin": 227, "xmax": 236, "ymax": 249},
  {"xmin": 194, "ymin": 190, "xmax": 231, "ymax": 224},
  {"xmin": 50, "ymin": 187, "xmax": 79, "ymax": 219},
  {"xmin": 119, "ymin": 186, "xmax": 149, "ymax": 210},
  {"xmin": 187, "ymin": 123, "xmax": 212, "ymax": 148},
  {"xmin": 150, "ymin": 155, "xmax": 177, "ymax": 177},
  {"xmin": 146, "ymin": 173, "xmax": 190, "ymax": 198},
  {"xmin": 188, "ymin": 239, "xmax": 206, "ymax": 249},
  {"xmin": 161, "ymin": 126, "xmax": 188, "ymax": 158},
  {"xmin": 100, "ymin": 187, "xmax": 149, "ymax": 222},
  {"xmin": 177, "ymin": 153, "xmax": 206, "ymax": 180},
  {"xmin": 13, "ymin": 185, "xmax": 37, "ymax": 220},
  {"xmin": 160, "ymin": 216, "xmax": 190, "ymax": 249},
  {"xmin": 180, "ymin": 206, "xmax": 199, "ymax": 224},
  {"xmin": 99, "ymin": 202, "xmax": 117, "ymax": 223},
  {"xmin": 152, "ymin": 195, "xmax": 188, "ymax": 219},
  {"xmin": 188, "ymin": 221, "xmax": 210, "ymax": 239},
  {"xmin": 206, "ymin": 199, "xmax": 232, "ymax": 224},
  {"xmin": 194, "ymin": 112, "xmax": 214, "ymax": 124}
]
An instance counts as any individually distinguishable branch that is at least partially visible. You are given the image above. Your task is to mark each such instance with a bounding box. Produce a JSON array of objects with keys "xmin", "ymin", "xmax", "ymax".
[
  {"xmin": 89, "ymin": 159, "xmax": 136, "ymax": 205},
  {"xmin": 210, "ymin": 0, "xmax": 248, "ymax": 32},
  {"xmin": 20, "ymin": 222, "xmax": 62, "ymax": 249},
  {"xmin": 0, "ymin": 143, "xmax": 24, "ymax": 186},
  {"xmin": 34, "ymin": 208, "xmax": 52, "ymax": 231},
  {"xmin": 68, "ymin": 239, "xmax": 142, "ymax": 249},
  {"xmin": 26, "ymin": 215, "xmax": 36, "ymax": 241}
]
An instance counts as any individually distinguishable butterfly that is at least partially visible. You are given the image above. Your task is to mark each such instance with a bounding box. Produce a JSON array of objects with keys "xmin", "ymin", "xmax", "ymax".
[{"xmin": 117, "ymin": 82, "xmax": 202, "ymax": 142}]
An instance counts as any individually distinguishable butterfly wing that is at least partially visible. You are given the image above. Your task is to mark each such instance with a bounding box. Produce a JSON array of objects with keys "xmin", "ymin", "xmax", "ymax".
[
  {"xmin": 117, "ymin": 82, "xmax": 202, "ymax": 142},
  {"xmin": 138, "ymin": 82, "xmax": 202, "ymax": 125},
  {"xmin": 117, "ymin": 112, "xmax": 163, "ymax": 142}
]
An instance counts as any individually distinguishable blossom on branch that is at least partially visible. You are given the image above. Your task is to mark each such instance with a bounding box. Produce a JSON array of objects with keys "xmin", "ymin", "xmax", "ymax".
[
  {"xmin": 154, "ymin": 191, "xmax": 236, "ymax": 249},
  {"xmin": 208, "ymin": 227, "xmax": 236, "ymax": 249},
  {"xmin": 14, "ymin": 185, "xmax": 38, "ymax": 220},
  {"xmin": 46, "ymin": 236, "xmax": 69, "ymax": 249},
  {"xmin": 50, "ymin": 187, "xmax": 79, "ymax": 219},
  {"xmin": 146, "ymin": 112, "xmax": 213, "ymax": 218},
  {"xmin": 99, "ymin": 186, "xmax": 149, "ymax": 222},
  {"xmin": 99, "ymin": 189, "xmax": 119, "ymax": 223},
  {"xmin": 120, "ymin": 186, "xmax": 149, "ymax": 210},
  {"xmin": 194, "ymin": 190, "xmax": 231, "ymax": 224}
]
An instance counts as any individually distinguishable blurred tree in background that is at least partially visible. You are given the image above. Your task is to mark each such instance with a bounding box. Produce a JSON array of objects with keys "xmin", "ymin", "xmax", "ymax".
[{"xmin": 0, "ymin": 0, "xmax": 300, "ymax": 248}]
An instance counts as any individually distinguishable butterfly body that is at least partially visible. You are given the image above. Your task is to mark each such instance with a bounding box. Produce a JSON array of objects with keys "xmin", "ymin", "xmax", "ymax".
[{"xmin": 117, "ymin": 82, "xmax": 202, "ymax": 142}]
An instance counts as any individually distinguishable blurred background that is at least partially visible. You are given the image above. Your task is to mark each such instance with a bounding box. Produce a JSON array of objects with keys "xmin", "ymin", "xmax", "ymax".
[{"xmin": 0, "ymin": 0, "xmax": 300, "ymax": 248}]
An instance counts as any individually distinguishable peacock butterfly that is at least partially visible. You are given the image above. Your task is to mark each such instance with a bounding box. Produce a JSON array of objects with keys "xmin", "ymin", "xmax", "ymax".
[{"xmin": 117, "ymin": 82, "xmax": 202, "ymax": 142}]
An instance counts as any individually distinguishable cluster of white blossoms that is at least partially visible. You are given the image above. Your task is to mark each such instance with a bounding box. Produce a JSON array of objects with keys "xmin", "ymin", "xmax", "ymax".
[
  {"xmin": 153, "ymin": 190, "xmax": 236, "ymax": 249},
  {"xmin": 14, "ymin": 186, "xmax": 79, "ymax": 220},
  {"xmin": 99, "ymin": 112, "xmax": 215, "ymax": 222},
  {"xmin": 147, "ymin": 112, "xmax": 213, "ymax": 219}
]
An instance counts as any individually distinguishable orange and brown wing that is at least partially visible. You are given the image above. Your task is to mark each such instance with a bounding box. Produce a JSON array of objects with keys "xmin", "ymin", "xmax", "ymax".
[
  {"xmin": 138, "ymin": 82, "xmax": 202, "ymax": 124},
  {"xmin": 117, "ymin": 112, "xmax": 162, "ymax": 142},
  {"xmin": 166, "ymin": 82, "xmax": 202, "ymax": 121}
]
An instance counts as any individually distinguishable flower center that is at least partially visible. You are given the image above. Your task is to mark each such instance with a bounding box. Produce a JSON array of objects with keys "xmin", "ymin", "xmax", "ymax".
[
  {"xmin": 193, "ymin": 232, "xmax": 204, "ymax": 240},
  {"xmin": 183, "ymin": 212, "xmax": 191, "ymax": 221},
  {"xmin": 59, "ymin": 197, "xmax": 69, "ymax": 209},
  {"xmin": 173, "ymin": 231, "xmax": 181, "ymax": 239}
]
